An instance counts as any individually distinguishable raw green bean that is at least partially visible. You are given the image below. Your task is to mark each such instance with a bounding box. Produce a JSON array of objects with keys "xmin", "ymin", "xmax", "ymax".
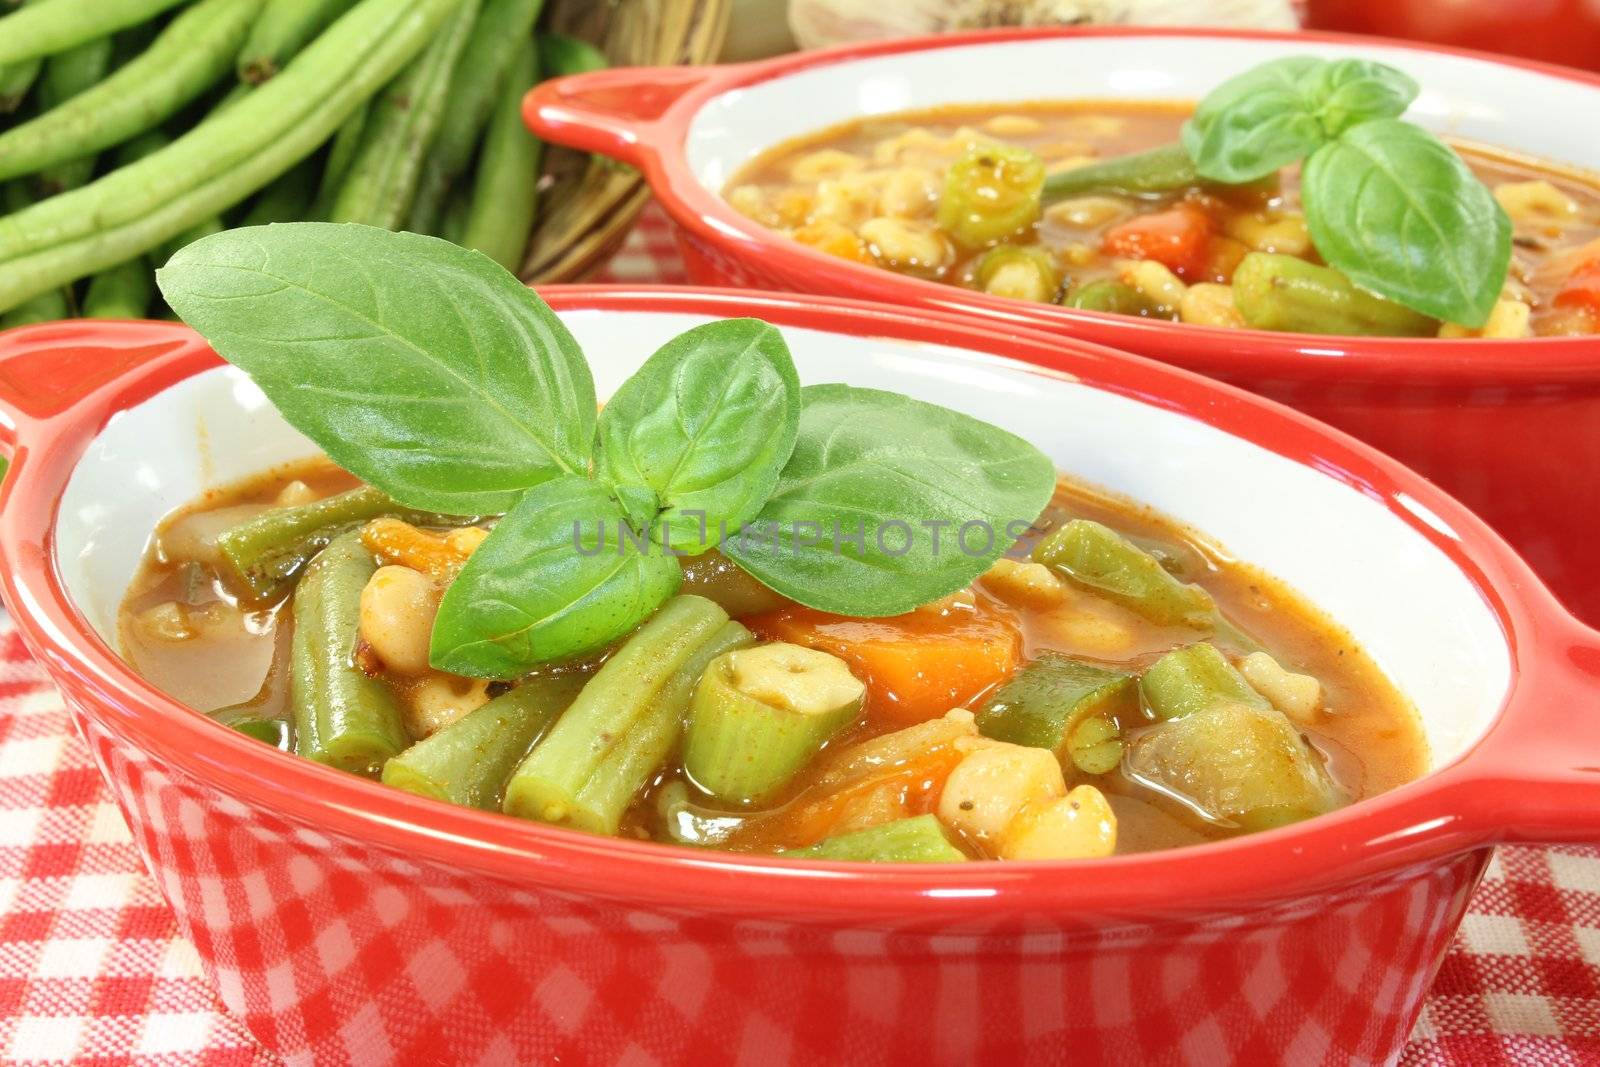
[
  {"xmin": 1041, "ymin": 142, "xmax": 1198, "ymax": 201},
  {"xmin": 32, "ymin": 35, "xmax": 115, "ymax": 195},
  {"xmin": 310, "ymin": 101, "xmax": 367, "ymax": 219},
  {"xmin": 1231, "ymin": 251, "xmax": 1440, "ymax": 337},
  {"xmin": 290, "ymin": 530, "xmax": 409, "ymax": 775},
  {"xmin": 0, "ymin": 0, "xmax": 193, "ymax": 67},
  {"xmin": 82, "ymin": 256, "xmax": 153, "ymax": 318},
  {"xmin": 503, "ymin": 595, "xmax": 730, "ymax": 833},
  {"xmin": 327, "ymin": 0, "xmax": 479, "ymax": 229},
  {"xmin": 0, "ymin": 58, "xmax": 41, "ymax": 113},
  {"xmin": 239, "ymin": 156, "xmax": 317, "ymax": 227},
  {"xmin": 783, "ymin": 815, "xmax": 967, "ymax": 863},
  {"xmin": 537, "ymin": 32, "xmax": 607, "ymax": 77},
  {"xmin": 0, "ymin": 0, "xmax": 266, "ymax": 185},
  {"xmin": 406, "ymin": 0, "xmax": 547, "ymax": 234},
  {"xmin": 437, "ymin": 188, "xmax": 471, "ymax": 243},
  {"xmin": 216, "ymin": 484, "xmax": 473, "ymax": 601},
  {"xmin": 382, "ymin": 673, "xmax": 587, "ymax": 809},
  {"xmin": 459, "ymin": 38, "xmax": 540, "ymax": 271},
  {"xmin": 0, "ymin": 182, "xmax": 68, "ymax": 325},
  {"xmin": 1139, "ymin": 642, "xmax": 1270, "ymax": 722},
  {"xmin": 156, "ymin": 215, "xmax": 224, "ymax": 266},
  {"xmin": 237, "ymin": 0, "xmax": 359, "ymax": 84},
  {"xmin": 0, "ymin": 0, "xmax": 461, "ymax": 313},
  {"xmin": 1031, "ymin": 519, "xmax": 1216, "ymax": 628}
]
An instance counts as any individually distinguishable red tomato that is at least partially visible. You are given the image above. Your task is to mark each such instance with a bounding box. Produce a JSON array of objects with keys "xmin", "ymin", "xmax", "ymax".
[
  {"xmin": 1554, "ymin": 258, "xmax": 1600, "ymax": 315},
  {"xmin": 1101, "ymin": 205, "xmax": 1214, "ymax": 279}
]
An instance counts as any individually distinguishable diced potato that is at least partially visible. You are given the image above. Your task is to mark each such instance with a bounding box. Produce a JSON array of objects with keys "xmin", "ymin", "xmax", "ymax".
[
  {"xmin": 985, "ymin": 114, "xmax": 1044, "ymax": 136},
  {"xmin": 1119, "ymin": 258, "xmax": 1187, "ymax": 314},
  {"xmin": 274, "ymin": 480, "xmax": 318, "ymax": 507},
  {"xmin": 859, "ymin": 216, "xmax": 954, "ymax": 272},
  {"xmin": 1238, "ymin": 651, "xmax": 1322, "ymax": 724},
  {"xmin": 983, "ymin": 258, "xmax": 1055, "ymax": 302},
  {"xmin": 1179, "ymin": 283, "xmax": 1246, "ymax": 329},
  {"xmin": 938, "ymin": 741, "xmax": 1066, "ymax": 844},
  {"xmin": 1000, "ymin": 785, "xmax": 1117, "ymax": 860},
  {"xmin": 878, "ymin": 167, "xmax": 939, "ymax": 219},
  {"xmin": 980, "ymin": 558, "xmax": 1065, "ymax": 608},
  {"xmin": 790, "ymin": 148, "xmax": 866, "ymax": 183},
  {"xmin": 871, "ymin": 127, "xmax": 944, "ymax": 167},
  {"xmin": 1225, "ymin": 212, "xmax": 1311, "ymax": 257},
  {"xmin": 1494, "ymin": 180, "xmax": 1578, "ymax": 226},
  {"xmin": 1437, "ymin": 299, "xmax": 1533, "ymax": 340},
  {"xmin": 1045, "ymin": 195, "xmax": 1134, "ymax": 229}
]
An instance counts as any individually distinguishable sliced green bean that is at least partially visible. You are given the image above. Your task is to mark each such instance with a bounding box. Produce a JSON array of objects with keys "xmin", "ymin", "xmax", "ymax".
[
  {"xmin": 783, "ymin": 815, "xmax": 967, "ymax": 863},
  {"xmin": 239, "ymin": 157, "xmax": 317, "ymax": 227},
  {"xmin": 1231, "ymin": 251, "xmax": 1439, "ymax": 337},
  {"xmin": 82, "ymin": 255, "xmax": 153, "ymax": 318},
  {"xmin": 537, "ymin": 33, "xmax": 607, "ymax": 77},
  {"xmin": 406, "ymin": 0, "xmax": 547, "ymax": 234},
  {"xmin": 209, "ymin": 703, "xmax": 292, "ymax": 750},
  {"xmin": 0, "ymin": 0, "xmax": 461, "ymax": 314},
  {"xmin": 237, "ymin": 0, "xmax": 359, "ymax": 84},
  {"xmin": 1031, "ymin": 519, "xmax": 1215, "ymax": 629},
  {"xmin": 290, "ymin": 530, "xmax": 409, "ymax": 776},
  {"xmin": 0, "ymin": 0, "xmax": 265, "ymax": 185},
  {"xmin": 459, "ymin": 38, "xmax": 540, "ymax": 271},
  {"xmin": 1041, "ymin": 142, "xmax": 1198, "ymax": 201},
  {"xmin": 1064, "ymin": 280, "xmax": 1159, "ymax": 316},
  {"xmin": 382, "ymin": 674, "xmax": 587, "ymax": 809},
  {"xmin": 327, "ymin": 0, "xmax": 479, "ymax": 229},
  {"xmin": 1139, "ymin": 642, "xmax": 1269, "ymax": 722},
  {"xmin": 977, "ymin": 652, "xmax": 1133, "ymax": 774},
  {"xmin": 32, "ymin": 35, "xmax": 115, "ymax": 195},
  {"xmin": 0, "ymin": 0, "xmax": 192, "ymax": 67},
  {"xmin": 938, "ymin": 145, "xmax": 1045, "ymax": 250}
]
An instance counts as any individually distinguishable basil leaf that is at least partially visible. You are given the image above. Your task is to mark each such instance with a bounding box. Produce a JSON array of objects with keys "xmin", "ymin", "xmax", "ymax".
[
  {"xmin": 1302, "ymin": 120, "xmax": 1511, "ymax": 326},
  {"xmin": 596, "ymin": 319, "xmax": 800, "ymax": 556},
  {"xmin": 157, "ymin": 224, "xmax": 596, "ymax": 515},
  {"xmin": 430, "ymin": 475, "xmax": 682, "ymax": 678},
  {"xmin": 1184, "ymin": 56, "xmax": 1325, "ymax": 183},
  {"xmin": 1305, "ymin": 59, "xmax": 1418, "ymax": 137},
  {"xmin": 723, "ymin": 385, "xmax": 1056, "ymax": 617}
]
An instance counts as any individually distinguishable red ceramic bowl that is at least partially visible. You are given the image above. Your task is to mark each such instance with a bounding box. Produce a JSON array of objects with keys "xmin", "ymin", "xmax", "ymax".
[
  {"xmin": 525, "ymin": 27, "xmax": 1600, "ymax": 628},
  {"xmin": 1306, "ymin": 0, "xmax": 1600, "ymax": 72},
  {"xmin": 2, "ymin": 290, "xmax": 1598, "ymax": 1065}
]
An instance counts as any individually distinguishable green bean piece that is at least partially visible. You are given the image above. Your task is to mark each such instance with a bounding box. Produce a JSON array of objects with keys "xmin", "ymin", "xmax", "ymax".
[
  {"xmin": 1125, "ymin": 700, "xmax": 1342, "ymax": 831},
  {"xmin": 977, "ymin": 652, "xmax": 1134, "ymax": 774},
  {"xmin": 289, "ymin": 530, "xmax": 409, "ymax": 776},
  {"xmin": 1063, "ymin": 280, "xmax": 1159, "ymax": 316},
  {"xmin": 503, "ymin": 595, "xmax": 731, "ymax": 833},
  {"xmin": 0, "ymin": 0, "xmax": 192, "ymax": 67},
  {"xmin": 569, "ymin": 620, "xmax": 754, "ymax": 836},
  {"xmin": 82, "ymin": 255, "xmax": 153, "ymax": 318},
  {"xmin": 0, "ymin": 0, "xmax": 266, "ymax": 185},
  {"xmin": 382, "ymin": 674, "xmax": 587, "ymax": 810},
  {"xmin": 216, "ymin": 484, "xmax": 473, "ymax": 602},
  {"xmin": 239, "ymin": 157, "xmax": 317, "ymax": 227},
  {"xmin": 937, "ymin": 145, "xmax": 1045, "ymax": 250},
  {"xmin": 406, "ymin": 0, "xmax": 548, "ymax": 234},
  {"xmin": 31, "ymin": 35, "xmax": 115, "ymax": 196},
  {"xmin": 459, "ymin": 39, "xmax": 540, "ymax": 271},
  {"xmin": 1031, "ymin": 519, "xmax": 1216, "ymax": 628},
  {"xmin": 0, "ymin": 182, "xmax": 69, "ymax": 326},
  {"xmin": 1231, "ymin": 251, "xmax": 1439, "ymax": 337},
  {"xmin": 0, "ymin": 57, "xmax": 42, "ymax": 113},
  {"xmin": 310, "ymin": 101, "xmax": 367, "ymax": 219},
  {"xmin": 209, "ymin": 703, "xmax": 292, "ymax": 750},
  {"xmin": 0, "ymin": 0, "xmax": 462, "ymax": 314},
  {"xmin": 1041, "ymin": 142, "xmax": 1198, "ymax": 201},
  {"xmin": 537, "ymin": 33, "xmax": 607, "ymax": 77},
  {"xmin": 437, "ymin": 188, "xmax": 472, "ymax": 244},
  {"xmin": 327, "ymin": 0, "xmax": 479, "ymax": 229},
  {"xmin": 237, "ymin": 0, "xmax": 359, "ymax": 84},
  {"xmin": 783, "ymin": 815, "xmax": 967, "ymax": 863},
  {"xmin": 974, "ymin": 244, "xmax": 1060, "ymax": 302},
  {"xmin": 1139, "ymin": 642, "xmax": 1270, "ymax": 722},
  {"xmin": 656, "ymin": 780, "xmax": 741, "ymax": 848},
  {"xmin": 683, "ymin": 643, "xmax": 863, "ymax": 805}
]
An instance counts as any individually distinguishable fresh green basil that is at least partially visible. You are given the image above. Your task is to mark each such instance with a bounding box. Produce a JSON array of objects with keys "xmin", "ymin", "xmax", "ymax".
[
  {"xmin": 157, "ymin": 224, "xmax": 596, "ymax": 515},
  {"xmin": 723, "ymin": 385, "xmax": 1056, "ymax": 617},
  {"xmin": 1303, "ymin": 119, "xmax": 1511, "ymax": 326},
  {"xmin": 1184, "ymin": 57, "xmax": 1326, "ymax": 184},
  {"xmin": 595, "ymin": 318, "xmax": 800, "ymax": 556},
  {"xmin": 1304, "ymin": 59, "xmax": 1418, "ymax": 137},
  {"xmin": 430, "ymin": 475, "xmax": 683, "ymax": 677}
]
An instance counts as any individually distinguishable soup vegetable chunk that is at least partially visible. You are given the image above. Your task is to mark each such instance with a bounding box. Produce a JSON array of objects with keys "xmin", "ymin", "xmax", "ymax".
[
  {"xmin": 125, "ymin": 223, "xmax": 1425, "ymax": 863},
  {"xmin": 726, "ymin": 57, "xmax": 1600, "ymax": 338}
]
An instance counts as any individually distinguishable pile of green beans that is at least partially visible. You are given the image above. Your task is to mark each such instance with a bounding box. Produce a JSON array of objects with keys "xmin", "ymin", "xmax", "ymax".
[{"xmin": 0, "ymin": 0, "xmax": 605, "ymax": 324}]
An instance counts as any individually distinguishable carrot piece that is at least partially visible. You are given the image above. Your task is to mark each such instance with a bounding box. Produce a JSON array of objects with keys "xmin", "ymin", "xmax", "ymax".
[
  {"xmin": 359, "ymin": 517, "xmax": 477, "ymax": 579},
  {"xmin": 1101, "ymin": 203, "xmax": 1213, "ymax": 278},
  {"xmin": 748, "ymin": 603, "xmax": 1021, "ymax": 726},
  {"xmin": 791, "ymin": 219, "xmax": 875, "ymax": 265},
  {"xmin": 1554, "ymin": 257, "xmax": 1600, "ymax": 315}
]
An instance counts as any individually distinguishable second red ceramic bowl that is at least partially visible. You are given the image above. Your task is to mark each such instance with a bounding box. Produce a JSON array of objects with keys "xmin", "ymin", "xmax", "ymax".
[{"xmin": 526, "ymin": 27, "xmax": 1600, "ymax": 627}]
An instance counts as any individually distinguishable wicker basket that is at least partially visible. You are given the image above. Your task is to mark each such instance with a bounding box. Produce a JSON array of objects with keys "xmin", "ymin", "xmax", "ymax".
[{"xmin": 523, "ymin": 0, "xmax": 731, "ymax": 282}]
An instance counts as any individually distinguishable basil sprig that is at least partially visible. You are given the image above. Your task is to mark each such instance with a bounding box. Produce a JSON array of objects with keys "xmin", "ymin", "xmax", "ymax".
[
  {"xmin": 159, "ymin": 224, "xmax": 1056, "ymax": 678},
  {"xmin": 1181, "ymin": 57, "xmax": 1509, "ymax": 327}
]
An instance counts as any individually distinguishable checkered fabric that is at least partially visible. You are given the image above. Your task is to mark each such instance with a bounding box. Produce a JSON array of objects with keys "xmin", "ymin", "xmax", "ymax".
[{"xmin": 1, "ymin": 205, "xmax": 1597, "ymax": 1065}]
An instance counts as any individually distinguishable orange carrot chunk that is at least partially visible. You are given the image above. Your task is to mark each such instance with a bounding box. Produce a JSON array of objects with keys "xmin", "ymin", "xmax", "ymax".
[
  {"xmin": 1554, "ymin": 257, "xmax": 1600, "ymax": 316},
  {"xmin": 1101, "ymin": 204, "xmax": 1213, "ymax": 278}
]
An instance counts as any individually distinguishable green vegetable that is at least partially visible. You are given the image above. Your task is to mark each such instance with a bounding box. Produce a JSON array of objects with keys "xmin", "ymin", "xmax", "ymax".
[
  {"xmin": 537, "ymin": 32, "xmax": 607, "ymax": 77},
  {"xmin": 209, "ymin": 702, "xmax": 291, "ymax": 750},
  {"xmin": 289, "ymin": 530, "xmax": 409, "ymax": 775},
  {"xmin": 974, "ymin": 245, "xmax": 1059, "ymax": 302},
  {"xmin": 1064, "ymin": 280, "xmax": 1159, "ymax": 316},
  {"xmin": 158, "ymin": 224, "xmax": 597, "ymax": 515},
  {"xmin": 31, "ymin": 35, "xmax": 115, "ymax": 195},
  {"xmin": 430, "ymin": 475, "xmax": 683, "ymax": 676},
  {"xmin": 1138, "ymin": 642, "xmax": 1269, "ymax": 722},
  {"xmin": 937, "ymin": 145, "xmax": 1045, "ymax": 249},
  {"xmin": 0, "ymin": 0, "xmax": 192, "ymax": 67},
  {"xmin": 1041, "ymin": 142, "xmax": 1197, "ymax": 200},
  {"xmin": 238, "ymin": 0, "xmax": 359, "ymax": 84},
  {"xmin": 328, "ymin": 0, "xmax": 479, "ymax": 229},
  {"xmin": 724, "ymin": 384, "xmax": 1056, "ymax": 618},
  {"xmin": 310, "ymin": 101, "xmax": 368, "ymax": 219},
  {"xmin": 0, "ymin": 0, "xmax": 265, "ymax": 185},
  {"xmin": 594, "ymin": 318, "xmax": 800, "ymax": 555},
  {"xmin": 656, "ymin": 779, "xmax": 741, "ymax": 848},
  {"xmin": 1302, "ymin": 119, "xmax": 1510, "ymax": 326},
  {"xmin": 783, "ymin": 815, "xmax": 967, "ymax": 863},
  {"xmin": 381, "ymin": 674, "xmax": 586, "ymax": 809},
  {"xmin": 502, "ymin": 596, "xmax": 733, "ymax": 833},
  {"xmin": 1031, "ymin": 519, "xmax": 1215, "ymax": 628},
  {"xmin": 683, "ymin": 642, "xmax": 863, "ymax": 804},
  {"xmin": 1231, "ymin": 252, "xmax": 1439, "ymax": 337},
  {"xmin": 239, "ymin": 158, "xmax": 318, "ymax": 228},
  {"xmin": 678, "ymin": 550, "xmax": 788, "ymax": 618},
  {"xmin": 977, "ymin": 653, "xmax": 1133, "ymax": 774},
  {"xmin": 0, "ymin": 183, "xmax": 69, "ymax": 327},
  {"xmin": 82, "ymin": 256, "xmax": 153, "ymax": 319},
  {"xmin": 0, "ymin": 56, "xmax": 42, "ymax": 114},
  {"xmin": 458, "ymin": 37, "xmax": 541, "ymax": 272}
]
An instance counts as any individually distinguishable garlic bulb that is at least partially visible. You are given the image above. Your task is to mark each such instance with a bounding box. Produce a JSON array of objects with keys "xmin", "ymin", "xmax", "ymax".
[{"xmin": 789, "ymin": 0, "xmax": 1299, "ymax": 50}]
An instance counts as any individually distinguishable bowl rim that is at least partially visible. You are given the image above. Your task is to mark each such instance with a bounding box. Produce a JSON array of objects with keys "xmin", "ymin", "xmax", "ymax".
[
  {"xmin": 0, "ymin": 287, "xmax": 1591, "ymax": 925},
  {"xmin": 525, "ymin": 25, "xmax": 1600, "ymax": 384}
]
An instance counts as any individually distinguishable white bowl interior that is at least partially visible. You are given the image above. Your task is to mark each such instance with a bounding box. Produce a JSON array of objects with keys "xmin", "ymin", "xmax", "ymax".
[
  {"xmin": 686, "ymin": 35, "xmax": 1600, "ymax": 191},
  {"xmin": 54, "ymin": 309, "xmax": 1510, "ymax": 771}
]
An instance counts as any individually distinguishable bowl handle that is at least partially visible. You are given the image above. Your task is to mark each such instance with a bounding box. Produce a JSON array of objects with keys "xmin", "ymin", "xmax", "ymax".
[{"xmin": 523, "ymin": 66, "xmax": 716, "ymax": 166}]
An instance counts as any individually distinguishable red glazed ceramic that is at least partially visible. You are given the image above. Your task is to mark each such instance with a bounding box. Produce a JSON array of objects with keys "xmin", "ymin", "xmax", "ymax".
[
  {"xmin": 2, "ymin": 291, "xmax": 1599, "ymax": 1066},
  {"xmin": 1306, "ymin": 0, "xmax": 1600, "ymax": 72},
  {"xmin": 525, "ymin": 27, "xmax": 1600, "ymax": 629}
]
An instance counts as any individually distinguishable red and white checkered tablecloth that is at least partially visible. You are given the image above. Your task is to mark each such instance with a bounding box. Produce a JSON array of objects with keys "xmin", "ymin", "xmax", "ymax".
[{"xmin": 3, "ymin": 205, "xmax": 1599, "ymax": 1066}]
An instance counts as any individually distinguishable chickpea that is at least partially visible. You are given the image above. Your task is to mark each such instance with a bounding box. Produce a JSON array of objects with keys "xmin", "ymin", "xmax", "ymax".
[
  {"xmin": 358, "ymin": 565, "xmax": 441, "ymax": 675},
  {"xmin": 878, "ymin": 167, "xmax": 939, "ymax": 220},
  {"xmin": 789, "ymin": 148, "xmax": 866, "ymax": 183},
  {"xmin": 938, "ymin": 741, "xmax": 1065, "ymax": 844},
  {"xmin": 407, "ymin": 674, "xmax": 491, "ymax": 738},
  {"xmin": 859, "ymin": 217, "xmax": 953, "ymax": 273},
  {"xmin": 274, "ymin": 480, "xmax": 319, "ymax": 507},
  {"xmin": 1179, "ymin": 283, "xmax": 1246, "ymax": 329}
]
